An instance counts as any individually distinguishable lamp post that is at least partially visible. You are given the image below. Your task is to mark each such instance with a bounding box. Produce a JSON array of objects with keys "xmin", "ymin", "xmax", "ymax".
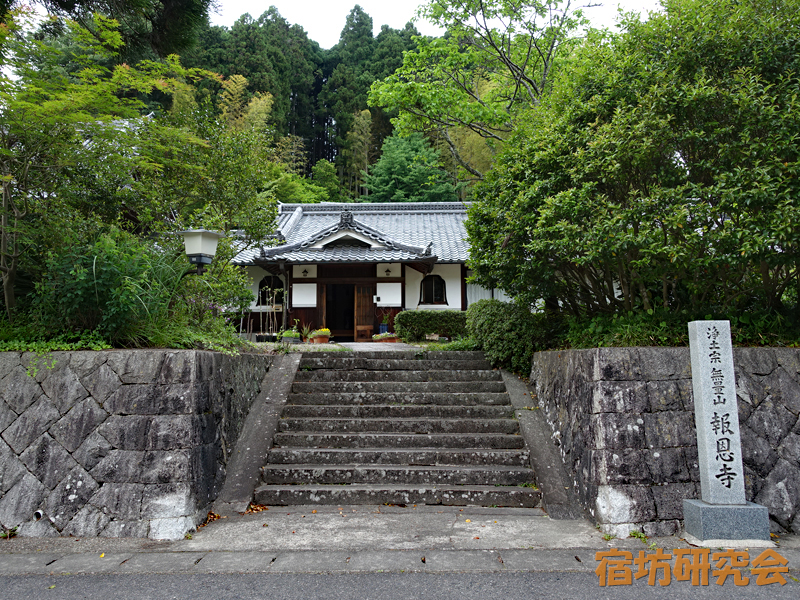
[{"xmin": 179, "ymin": 229, "xmax": 224, "ymax": 275}]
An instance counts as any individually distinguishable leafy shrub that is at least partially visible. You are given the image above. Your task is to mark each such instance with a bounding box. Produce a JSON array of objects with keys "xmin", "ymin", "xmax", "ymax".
[
  {"xmin": 394, "ymin": 309, "xmax": 467, "ymax": 341},
  {"xmin": 466, "ymin": 299, "xmax": 565, "ymax": 374}
]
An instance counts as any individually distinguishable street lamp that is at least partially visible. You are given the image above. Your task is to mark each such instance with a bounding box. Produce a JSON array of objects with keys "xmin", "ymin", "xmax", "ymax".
[{"xmin": 179, "ymin": 229, "xmax": 224, "ymax": 275}]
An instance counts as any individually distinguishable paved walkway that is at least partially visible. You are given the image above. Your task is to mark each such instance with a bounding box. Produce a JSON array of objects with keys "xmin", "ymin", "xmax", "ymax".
[{"xmin": 1, "ymin": 505, "xmax": 798, "ymax": 576}]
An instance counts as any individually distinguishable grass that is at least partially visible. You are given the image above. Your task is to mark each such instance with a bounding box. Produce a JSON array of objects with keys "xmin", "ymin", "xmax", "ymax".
[{"xmin": 255, "ymin": 342, "xmax": 352, "ymax": 353}]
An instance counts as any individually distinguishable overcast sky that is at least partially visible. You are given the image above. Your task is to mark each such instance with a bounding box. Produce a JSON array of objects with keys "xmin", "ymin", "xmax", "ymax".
[{"xmin": 209, "ymin": 1, "xmax": 665, "ymax": 49}]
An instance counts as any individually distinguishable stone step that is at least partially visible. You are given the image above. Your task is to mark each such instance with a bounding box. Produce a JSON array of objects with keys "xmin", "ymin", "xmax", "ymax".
[
  {"xmin": 266, "ymin": 448, "xmax": 531, "ymax": 467},
  {"xmin": 281, "ymin": 404, "xmax": 514, "ymax": 419},
  {"xmin": 291, "ymin": 381, "xmax": 507, "ymax": 394},
  {"xmin": 253, "ymin": 484, "xmax": 542, "ymax": 507},
  {"xmin": 273, "ymin": 432, "xmax": 525, "ymax": 449},
  {"xmin": 298, "ymin": 358, "xmax": 493, "ymax": 371},
  {"xmin": 294, "ymin": 369, "xmax": 502, "ymax": 383},
  {"xmin": 261, "ymin": 464, "xmax": 536, "ymax": 486},
  {"xmin": 278, "ymin": 417, "xmax": 520, "ymax": 434},
  {"xmin": 287, "ymin": 392, "xmax": 511, "ymax": 406}
]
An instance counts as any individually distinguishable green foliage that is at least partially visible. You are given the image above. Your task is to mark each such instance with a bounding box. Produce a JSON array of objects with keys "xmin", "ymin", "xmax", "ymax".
[
  {"xmin": 420, "ymin": 337, "xmax": 481, "ymax": 351},
  {"xmin": 395, "ymin": 309, "xmax": 467, "ymax": 341},
  {"xmin": 466, "ymin": 299, "xmax": 564, "ymax": 374},
  {"xmin": 467, "ymin": 0, "xmax": 800, "ymax": 331},
  {"xmin": 311, "ymin": 159, "xmax": 345, "ymax": 202},
  {"xmin": 31, "ymin": 230, "xmax": 188, "ymax": 345},
  {"xmin": 363, "ymin": 134, "xmax": 459, "ymax": 202},
  {"xmin": 566, "ymin": 310, "xmax": 800, "ymax": 349},
  {"xmin": 369, "ymin": 0, "xmax": 586, "ymax": 180}
]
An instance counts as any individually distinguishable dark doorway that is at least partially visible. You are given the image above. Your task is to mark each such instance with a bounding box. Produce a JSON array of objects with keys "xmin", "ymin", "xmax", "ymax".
[{"xmin": 326, "ymin": 284, "xmax": 355, "ymax": 341}]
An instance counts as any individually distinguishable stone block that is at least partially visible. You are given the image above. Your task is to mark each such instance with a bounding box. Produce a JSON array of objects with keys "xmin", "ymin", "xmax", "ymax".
[
  {"xmin": 0, "ymin": 352, "xmax": 20, "ymax": 381},
  {"xmin": 0, "ymin": 473, "xmax": 46, "ymax": 529},
  {"xmin": 652, "ymin": 483, "xmax": 697, "ymax": 519},
  {"xmin": 158, "ymin": 352, "xmax": 196, "ymax": 384},
  {"xmin": 683, "ymin": 499, "xmax": 770, "ymax": 541},
  {"xmin": 80, "ymin": 363, "xmax": 122, "ymax": 405},
  {"xmin": 100, "ymin": 519, "xmax": 149, "ymax": 538},
  {"xmin": 747, "ymin": 397, "xmax": 794, "ymax": 448},
  {"xmin": 103, "ymin": 384, "xmax": 195, "ymax": 415},
  {"xmin": 49, "ymin": 398, "xmax": 108, "ymax": 453},
  {"xmin": 644, "ymin": 411, "xmax": 696, "ymax": 448},
  {"xmin": 754, "ymin": 459, "xmax": 800, "ymax": 529},
  {"xmin": 62, "ymin": 504, "xmax": 111, "ymax": 537},
  {"xmin": 145, "ymin": 415, "xmax": 198, "ymax": 450},
  {"xmin": 16, "ymin": 518, "xmax": 59, "ymax": 538},
  {"xmin": 778, "ymin": 433, "xmax": 800, "ymax": 467},
  {"xmin": 68, "ymin": 352, "xmax": 107, "ymax": 379},
  {"xmin": 148, "ymin": 516, "xmax": 194, "ymax": 540},
  {"xmin": 41, "ymin": 365, "xmax": 89, "ymax": 414},
  {"xmin": 642, "ymin": 520, "xmax": 681, "ymax": 537},
  {"xmin": 44, "ymin": 465, "xmax": 99, "ymax": 530},
  {"xmin": 594, "ymin": 347, "xmax": 642, "ymax": 381},
  {"xmin": 73, "ymin": 431, "xmax": 113, "ymax": 471},
  {"xmin": 106, "ymin": 351, "xmax": 165, "ymax": 384},
  {"xmin": 0, "ymin": 366, "xmax": 45, "ymax": 414},
  {"xmin": 744, "ymin": 465, "xmax": 763, "ymax": 501},
  {"xmin": 198, "ymin": 413, "xmax": 218, "ymax": 445},
  {"xmin": 141, "ymin": 483, "xmax": 195, "ymax": 518},
  {"xmin": 762, "ymin": 367, "xmax": 800, "ymax": 415},
  {"xmin": 593, "ymin": 413, "xmax": 647, "ymax": 450},
  {"xmin": 196, "ymin": 351, "xmax": 217, "ymax": 382},
  {"xmin": 735, "ymin": 348, "xmax": 777, "ymax": 376},
  {"xmin": 773, "ymin": 348, "xmax": 800, "ymax": 376},
  {"xmin": 740, "ymin": 423, "xmax": 779, "ymax": 477},
  {"xmin": 19, "ymin": 434, "xmax": 77, "ymax": 490},
  {"xmin": 90, "ymin": 450, "xmax": 191, "ymax": 484},
  {"xmin": 2, "ymin": 396, "xmax": 60, "ymax": 454},
  {"xmin": 591, "ymin": 449, "xmax": 651, "ymax": 485},
  {"xmin": 0, "ymin": 399, "xmax": 15, "ymax": 432},
  {"xmin": 637, "ymin": 347, "xmax": 691, "ymax": 380},
  {"xmin": 592, "ymin": 381, "xmax": 648, "ymax": 414},
  {"xmin": 685, "ymin": 446, "xmax": 700, "ymax": 481},
  {"xmin": 735, "ymin": 369, "xmax": 767, "ymax": 409},
  {"xmin": 646, "ymin": 448, "xmax": 691, "ymax": 483},
  {"xmin": 645, "ymin": 380, "xmax": 684, "ymax": 412},
  {"xmin": 595, "ymin": 484, "xmax": 656, "ymax": 524},
  {"xmin": 89, "ymin": 483, "xmax": 144, "ymax": 520},
  {"xmin": 98, "ymin": 416, "xmax": 152, "ymax": 450},
  {"xmin": 0, "ymin": 439, "xmax": 27, "ymax": 493}
]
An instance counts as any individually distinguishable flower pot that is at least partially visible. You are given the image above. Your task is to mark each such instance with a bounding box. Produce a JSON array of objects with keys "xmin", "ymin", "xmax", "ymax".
[
  {"xmin": 282, "ymin": 337, "xmax": 301, "ymax": 344},
  {"xmin": 311, "ymin": 336, "xmax": 330, "ymax": 344},
  {"xmin": 375, "ymin": 337, "xmax": 398, "ymax": 343},
  {"xmin": 379, "ymin": 323, "xmax": 389, "ymax": 334}
]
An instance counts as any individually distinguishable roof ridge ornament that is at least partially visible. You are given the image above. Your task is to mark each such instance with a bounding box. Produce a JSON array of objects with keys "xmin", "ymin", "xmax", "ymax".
[
  {"xmin": 340, "ymin": 210, "xmax": 354, "ymax": 226},
  {"xmin": 425, "ymin": 242, "xmax": 433, "ymax": 256}
]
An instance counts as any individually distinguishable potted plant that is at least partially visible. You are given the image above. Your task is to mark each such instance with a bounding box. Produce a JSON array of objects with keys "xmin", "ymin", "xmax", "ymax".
[
  {"xmin": 309, "ymin": 328, "xmax": 331, "ymax": 344},
  {"xmin": 300, "ymin": 323, "xmax": 314, "ymax": 342},
  {"xmin": 372, "ymin": 331, "xmax": 399, "ymax": 343},
  {"xmin": 379, "ymin": 313, "xmax": 390, "ymax": 334},
  {"xmin": 279, "ymin": 329, "xmax": 301, "ymax": 344}
]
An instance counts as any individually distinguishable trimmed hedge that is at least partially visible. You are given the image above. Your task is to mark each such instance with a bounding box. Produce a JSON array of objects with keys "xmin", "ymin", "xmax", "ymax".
[
  {"xmin": 394, "ymin": 309, "xmax": 467, "ymax": 342},
  {"xmin": 466, "ymin": 299, "xmax": 564, "ymax": 375}
]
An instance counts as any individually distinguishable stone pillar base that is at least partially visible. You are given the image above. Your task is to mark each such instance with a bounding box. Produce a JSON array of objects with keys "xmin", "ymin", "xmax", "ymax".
[{"xmin": 683, "ymin": 499, "xmax": 770, "ymax": 541}]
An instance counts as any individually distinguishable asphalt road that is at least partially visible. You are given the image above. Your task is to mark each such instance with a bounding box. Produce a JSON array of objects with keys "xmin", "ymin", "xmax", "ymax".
[{"xmin": 1, "ymin": 573, "xmax": 797, "ymax": 600}]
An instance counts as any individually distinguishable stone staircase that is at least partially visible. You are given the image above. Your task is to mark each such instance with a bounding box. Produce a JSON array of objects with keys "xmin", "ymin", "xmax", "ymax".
[{"xmin": 253, "ymin": 350, "xmax": 541, "ymax": 507}]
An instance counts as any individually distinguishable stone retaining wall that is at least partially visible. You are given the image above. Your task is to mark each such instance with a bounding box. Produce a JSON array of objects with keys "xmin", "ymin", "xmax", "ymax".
[
  {"xmin": 0, "ymin": 350, "xmax": 271, "ymax": 540},
  {"xmin": 530, "ymin": 347, "xmax": 800, "ymax": 537}
]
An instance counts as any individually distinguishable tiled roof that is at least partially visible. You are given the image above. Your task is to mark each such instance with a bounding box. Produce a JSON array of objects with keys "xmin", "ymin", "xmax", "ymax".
[{"xmin": 234, "ymin": 202, "xmax": 470, "ymax": 265}]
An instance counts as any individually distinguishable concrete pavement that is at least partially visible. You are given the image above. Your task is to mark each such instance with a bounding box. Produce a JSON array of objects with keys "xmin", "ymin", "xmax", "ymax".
[{"xmin": 1, "ymin": 504, "xmax": 798, "ymax": 577}]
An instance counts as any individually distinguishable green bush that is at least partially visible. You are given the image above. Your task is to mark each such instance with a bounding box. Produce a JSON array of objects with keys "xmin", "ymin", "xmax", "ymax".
[
  {"xmin": 394, "ymin": 309, "xmax": 467, "ymax": 341},
  {"xmin": 466, "ymin": 299, "xmax": 565, "ymax": 374}
]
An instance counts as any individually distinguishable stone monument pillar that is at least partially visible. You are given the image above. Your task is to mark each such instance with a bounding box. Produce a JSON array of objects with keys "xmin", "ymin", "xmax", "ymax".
[{"xmin": 684, "ymin": 320, "xmax": 770, "ymax": 542}]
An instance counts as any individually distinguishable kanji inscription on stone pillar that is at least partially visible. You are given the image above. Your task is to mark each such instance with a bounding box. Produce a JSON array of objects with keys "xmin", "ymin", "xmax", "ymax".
[{"xmin": 688, "ymin": 320, "xmax": 746, "ymax": 505}]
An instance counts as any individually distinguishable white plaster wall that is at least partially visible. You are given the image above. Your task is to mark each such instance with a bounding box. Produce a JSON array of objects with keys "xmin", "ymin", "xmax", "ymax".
[
  {"xmin": 404, "ymin": 263, "xmax": 462, "ymax": 310},
  {"xmin": 292, "ymin": 283, "xmax": 317, "ymax": 308},
  {"xmin": 376, "ymin": 282, "xmax": 402, "ymax": 307}
]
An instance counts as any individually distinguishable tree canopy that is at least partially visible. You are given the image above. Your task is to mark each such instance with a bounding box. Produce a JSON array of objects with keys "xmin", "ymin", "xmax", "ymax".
[{"xmin": 466, "ymin": 0, "xmax": 800, "ymax": 322}]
